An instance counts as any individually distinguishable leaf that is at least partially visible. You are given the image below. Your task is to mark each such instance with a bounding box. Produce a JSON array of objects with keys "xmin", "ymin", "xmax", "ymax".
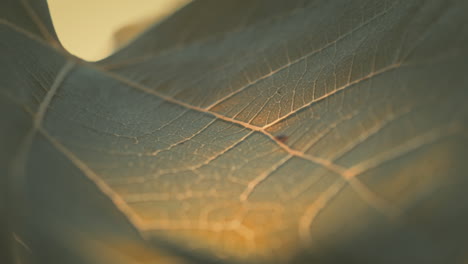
[{"xmin": 1, "ymin": 0, "xmax": 468, "ymax": 263}]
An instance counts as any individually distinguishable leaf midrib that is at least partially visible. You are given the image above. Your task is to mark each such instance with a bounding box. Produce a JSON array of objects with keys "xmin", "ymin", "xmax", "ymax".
[{"xmin": 1, "ymin": 13, "xmax": 402, "ymax": 223}]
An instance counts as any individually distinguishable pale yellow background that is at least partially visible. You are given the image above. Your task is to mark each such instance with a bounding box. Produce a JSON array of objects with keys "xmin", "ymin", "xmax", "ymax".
[{"xmin": 47, "ymin": 0, "xmax": 190, "ymax": 61}]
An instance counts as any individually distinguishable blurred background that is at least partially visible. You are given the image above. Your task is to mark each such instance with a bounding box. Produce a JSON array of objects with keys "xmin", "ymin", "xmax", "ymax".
[{"xmin": 47, "ymin": 0, "xmax": 191, "ymax": 61}]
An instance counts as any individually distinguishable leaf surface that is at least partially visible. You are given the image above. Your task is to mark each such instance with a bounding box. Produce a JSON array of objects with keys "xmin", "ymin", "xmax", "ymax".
[{"xmin": 1, "ymin": 0, "xmax": 468, "ymax": 263}]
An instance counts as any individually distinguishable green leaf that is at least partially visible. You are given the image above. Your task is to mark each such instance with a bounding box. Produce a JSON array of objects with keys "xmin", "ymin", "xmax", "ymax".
[{"xmin": 1, "ymin": 0, "xmax": 468, "ymax": 263}]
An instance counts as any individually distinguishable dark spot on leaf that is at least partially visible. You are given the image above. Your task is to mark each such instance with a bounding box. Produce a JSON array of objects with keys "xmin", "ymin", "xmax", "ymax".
[{"xmin": 275, "ymin": 134, "xmax": 288, "ymax": 143}]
